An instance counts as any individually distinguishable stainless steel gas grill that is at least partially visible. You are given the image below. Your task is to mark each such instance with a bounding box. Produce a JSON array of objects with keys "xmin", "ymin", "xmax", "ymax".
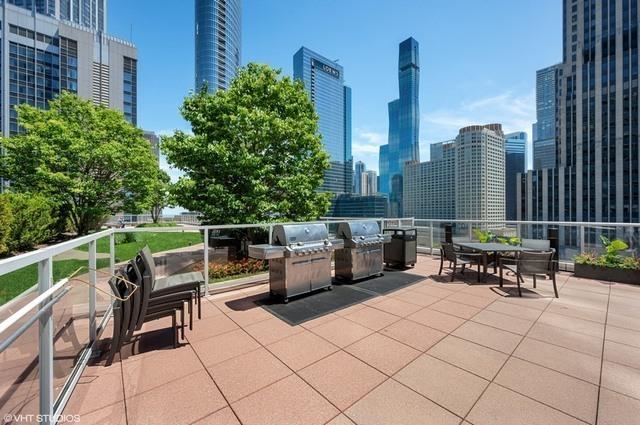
[
  {"xmin": 248, "ymin": 223, "xmax": 343, "ymax": 303},
  {"xmin": 334, "ymin": 221, "xmax": 391, "ymax": 281}
]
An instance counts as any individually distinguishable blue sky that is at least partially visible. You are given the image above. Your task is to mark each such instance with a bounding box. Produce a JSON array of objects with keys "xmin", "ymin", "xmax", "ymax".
[{"xmin": 109, "ymin": 0, "xmax": 562, "ymax": 173}]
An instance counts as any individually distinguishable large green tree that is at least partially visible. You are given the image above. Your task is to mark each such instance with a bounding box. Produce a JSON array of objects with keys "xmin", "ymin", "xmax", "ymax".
[
  {"xmin": 1, "ymin": 92, "xmax": 158, "ymax": 235},
  {"xmin": 162, "ymin": 63, "xmax": 331, "ymax": 224},
  {"xmin": 148, "ymin": 168, "xmax": 172, "ymax": 224}
]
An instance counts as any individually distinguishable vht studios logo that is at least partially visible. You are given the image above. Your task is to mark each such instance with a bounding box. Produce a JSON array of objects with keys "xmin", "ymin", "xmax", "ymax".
[{"xmin": 311, "ymin": 58, "xmax": 340, "ymax": 79}]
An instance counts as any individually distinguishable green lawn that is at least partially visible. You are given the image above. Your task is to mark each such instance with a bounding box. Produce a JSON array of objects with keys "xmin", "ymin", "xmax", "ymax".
[
  {"xmin": 0, "ymin": 258, "xmax": 110, "ymax": 306},
  {"xmin": 0, "ymin": 231, "xmax": 202, "ymax": 306}
]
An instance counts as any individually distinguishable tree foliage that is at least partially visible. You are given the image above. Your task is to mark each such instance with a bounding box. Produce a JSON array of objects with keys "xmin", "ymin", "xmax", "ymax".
[
  {"xmin": 1, "ymin": 92, "xmax": 158, "ymax": 235},
  {"xmin": 3, "ymin": 193, "xmax": 56, "ymax": 252},
  {"xmin": 0, "ymin": 196, "xmax": 11, "ymax": 256},
  {"xmin": 148, "ymin": 169, "xmax": 172, "ymax": 223},
  {"xmin": 162, "ymin": 63, "xmax": 331, "ymax": 225}
]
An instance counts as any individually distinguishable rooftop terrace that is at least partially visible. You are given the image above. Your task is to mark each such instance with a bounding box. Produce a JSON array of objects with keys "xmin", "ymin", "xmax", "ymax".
[{"xmin": 59, "ymin": 254, "xmax": 640, "ymax": 425}]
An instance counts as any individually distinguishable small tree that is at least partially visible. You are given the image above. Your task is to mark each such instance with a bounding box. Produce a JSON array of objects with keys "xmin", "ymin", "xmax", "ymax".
[
  {"xmin": 0, "ymin": 195, "xmax": 11, "ymax": 256},
  {"xmin": 4, "ymin": 193, "xmax": 56, "ymax": 252},
  {"xmin": 1, "ymin": 92, "xmax": 158, "ymax": 235},
  {"xmin": 148, "ymin": 169, "xmax": 172, "ymax": 224},
  {"xmin": 162, "ymin": 63, "xmax": 331, "ymax": 225}
]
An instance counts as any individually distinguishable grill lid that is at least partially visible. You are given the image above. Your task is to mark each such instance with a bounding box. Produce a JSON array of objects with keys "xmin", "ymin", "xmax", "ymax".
[
  {"xmin": 272, "ymin": 223, "xmax": 329, "ymax": 246},
  {"xmin": 336, "ymin": 221, "xmax": 381, "ymax": 240}
]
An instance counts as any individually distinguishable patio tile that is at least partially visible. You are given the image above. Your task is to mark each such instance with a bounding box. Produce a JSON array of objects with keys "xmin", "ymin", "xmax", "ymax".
[
  {"xmin": 527, "ymin": 322, "xmax": 603, "ymax": 358},
  {"xmin": 485, "ymin": 300, "xmax": 542, "ymax": 321},
  {"xmin": 445, "ymin": 291, "xmax": 495, "ymax": 308},
  {"xmin": 325, "ymin": 414, "xmax": 356, "ymax": 425},
  {"xmin": 392, "ymin": 289, "xmax": 441, "ymax": 307},
  {"xmin": 597, "ymin": 388, "xmax": 640, "ymax": 425},
  {"xmin": 243, "ymin": 317, "xmax": 304, "ymax": 345},
  {"xmin": 496, "ymin": 294, "xmax": 552, "ymax": 311},
  {"xmin": 605, "ymin": 325, "xmax": 640, "ymax": 349},
  {"xmin": 207, "ymin": 347, "xmax": 292, "ymax": 402},
  {"xmin": 298, "ymin": 351, "xmax": 387, "ymax": 410},
  {"xmin": 547, "ymin": 301, "xmax": 607, "ymax": 323},
  {"xmin": 604, "ymin": 340, "xmax": 640, "ymax": 370},
  {"xmin": 121, "ymin": 346, "xmax": 203, "ymax": 397},
  {"xmin": 370, "ymin": 297, "xmax": 423, "ymax": 317},
  {"xmin": 513, "ymin": 338, "xmax": 601, "ymax": 384},
  {"xmin": 607, "ymin": 312, "xmax": 640, "ymax": 331},
  {"xmin": 334, "ymin": 303, "xmax": 368, "ymax": 317},
  {"xmin": 223, "ymin": 305, "xmax": 273, "ymax": 327},
  {"xmin": 537, "ymin": 311, "xmax": 605, "ymax": 338},
  {"xmin": 411, "ymin": 285, "xmax": 456, "ymax": 299},
  {"xmin": 62, "ymin": 365, "xmax": 124, "ymax": 415},
  {"xmin": 379, "ymin": 319, "xmax": 447, "ymax": 351},
  {"xmin": 428, "ymin": 299, "xmax": 482, "ymax": 319},
  {"xmin": 266, "ymin": 330, "xmax": 339, "ymax": 371},
  {"xmin": 300, "ymin": 313, "xmax": 339, "ymax": 330},
  {"xmin": 191, "ymin": 329, "xmax": 260, "ymax": 367},
  {"xmin": 451, "ymin": 321, "xmax": 522, "ymax": 354},
  {"xmin": 198, "ymin": 300, "xmax": 226, "ymax": 318},
  {"xmin": 471, "ymin": 309, "xmax": 534, "ymax": 335},
  {"xmin": 608, "ymin": 295, "xmax": 640, "ymax": 318},
  {"xmin": 345, "ymin": 379, "xmax": 461, "ymax": 425},
  {"xmin": 467, "ymin": 383, "xmax": 585, "ymax": 425},
  {"xmin": 192, "ymin": 407, "xmax": 240, "ymax": 425},
  {"xmin": 126, "ymin": 370, "xmax": 227, "ymax": 425},
  {"xmin": 345, "ymin": 332, "xmax": 421, "ymax": 375},
  {"xmin": 394, "ymin": 354, "xmax": 489, "ymax": 417},
  {"xmin": 231, "ymin": 374, "xmax": 339, "ymax": 425},
  {"xmin": 495, "ymin": 357, "xmax": 598, "ymax": 423},
  {"xmin": 344, "ymin": 305, "xmax": 400, "ymax": 331},
  {"xmin": 427, "ymin": 335, "xmax": 508, "ymax": 380},
  {"xmin": 185, "ymin": 314, "xmax": 239, "ymax": 343},
  {"xmin": 601, "ymin": 360, "xmax": 640, "ymax": 399},
  {"xmin": 74, "ymin": 401, "xmax": 127, "ymax": 425},
  {"xmin": 310, "ymin": 317, "xmax": 373, "ymax": 348},
  {"xmin": 407, "ymin": 308, "xmax": 466, "ymax": 333}
]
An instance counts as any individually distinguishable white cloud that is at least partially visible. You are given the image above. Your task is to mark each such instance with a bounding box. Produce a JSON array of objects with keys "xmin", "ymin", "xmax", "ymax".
[{"xmin": 352, "ymin": 128, "xmax": 387, "ymax": 172}]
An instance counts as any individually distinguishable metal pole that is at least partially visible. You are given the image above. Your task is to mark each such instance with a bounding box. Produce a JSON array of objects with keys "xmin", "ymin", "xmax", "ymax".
[
  {"xmin": 38, "ymin": 257, "xmax": 53, "ymax": 425},
  {"xmin": 88, "ymin": 240, "xmax": 97, "ymax": 342},
  {"xmin": 579, "ymin": 225, "xmax": 585, "ymax": 254},
  {"xmin": 109, "ymin": 231, "xmax": 115, "ymax": 274},
  {"xmin": 203, "ymin": 228, "xmax": 209, "ymax": 296},
  {"xmin": 268, "ymin": 225, "xmax": 273, "ymax": 244},
  {"xmin": 429, "ymin": 222, "xmax": 434, "ymax": 254}
]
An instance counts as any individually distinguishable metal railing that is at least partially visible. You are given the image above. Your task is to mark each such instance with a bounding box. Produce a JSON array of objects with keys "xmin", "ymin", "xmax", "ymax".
[{"xmin": 0, "ymin": 216, "xmax": 638, "ymax": 422}]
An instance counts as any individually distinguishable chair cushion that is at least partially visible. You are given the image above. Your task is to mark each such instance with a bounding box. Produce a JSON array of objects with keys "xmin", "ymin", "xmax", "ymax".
[{"xmin": 154, "ymin": 271, "xmax": 205, "ymax": 291}]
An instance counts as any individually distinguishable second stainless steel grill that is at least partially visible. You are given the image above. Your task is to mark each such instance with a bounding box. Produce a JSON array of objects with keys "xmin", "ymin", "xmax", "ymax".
[
  {"xmin": 334, "ymin": 221, "xmax": 391, "ymax": 281},
  {"xmin": 248, "ymin": 223, "xmax": 342, "ymax": 302}
]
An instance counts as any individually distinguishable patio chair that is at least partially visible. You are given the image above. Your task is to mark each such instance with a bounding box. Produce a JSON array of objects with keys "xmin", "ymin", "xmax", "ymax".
[
  {"xmin": 139, "ymin": 246, "xmax": 204, "ymax": 320},
  {"xmin": 438, "ymin": 242, "xmax": 483, "ymax": 282},
  {"xmin": 521, "ymin": 238, "xmax": 552, "ymax": 251},
  {"xmin": 499, "ymin": 250, "xmax": 558, "ymax": 298}
]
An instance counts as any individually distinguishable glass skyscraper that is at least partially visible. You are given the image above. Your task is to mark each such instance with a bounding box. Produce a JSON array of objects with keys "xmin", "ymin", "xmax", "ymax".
[
  {"xmin": 294, "ymin": 47, "xmax": 352, "ymax": 195},
  {"xmin": 504, "ymin": 132, "xmax": 527, "ymax": 220},
  {"xmin": 532, "ymin": 64, "xmax": 560, "ymax": 169},
  {"xmin": 379, "ymin": 37, "xmax": 420, "ymax": 217},
  {"xmin": 3, "ymin": 0, "xmax": 106, "ymax": 31},
  {"xmin": 195, "ymin": 0, "xmax": 241, "ymax": 92}
]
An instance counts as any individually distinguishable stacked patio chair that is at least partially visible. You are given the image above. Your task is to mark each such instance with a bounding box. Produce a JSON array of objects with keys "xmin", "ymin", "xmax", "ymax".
[
  {"xmin": 438, "ymin": 242, "xmax": 483, "ymax": 281},
  {"xmin": 499, "ymin": 250, "xmax": 558, "ymax": 298}
]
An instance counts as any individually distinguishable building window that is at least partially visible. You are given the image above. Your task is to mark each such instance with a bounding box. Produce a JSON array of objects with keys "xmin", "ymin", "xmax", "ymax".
[{"xmin": 123, "ymin": 57, "xmax": 137, "ymax": 125}]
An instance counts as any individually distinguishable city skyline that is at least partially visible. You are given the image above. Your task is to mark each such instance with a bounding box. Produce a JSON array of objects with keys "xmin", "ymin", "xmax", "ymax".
[{"xmin": 107, "ymin": 0, "xmax": 561, "ymax": 174}]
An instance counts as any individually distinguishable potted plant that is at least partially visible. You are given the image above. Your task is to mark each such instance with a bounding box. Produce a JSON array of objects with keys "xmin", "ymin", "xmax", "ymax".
[{"xmin": 574, "ymin": 236, "xmax": 640, "ymax": 284}]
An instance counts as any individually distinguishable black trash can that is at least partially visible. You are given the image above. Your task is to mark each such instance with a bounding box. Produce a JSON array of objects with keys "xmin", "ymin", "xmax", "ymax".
[{"xmin": 383, "ymin": 228, "xmax": 418, "ymax": 268}]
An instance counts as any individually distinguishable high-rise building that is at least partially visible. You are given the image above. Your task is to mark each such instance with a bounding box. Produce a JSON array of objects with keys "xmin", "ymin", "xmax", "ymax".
[
  {"xmin": 504, "ymin": 132, "xmax": 527, "ymax": 220},
  {"xmin": 4, "ymin": 0, "xmax": 107, "ymax": 32},
  {"xmin": 519, "ymin": 0, "xmax": 639, "ymax": 244},
  {"xmin": 379, "ymin": 37, "xmax": 420, "ymax": 217},
  {"xmin": 143, "ymin": 131, "xmax": 161, "ymax": 162},
  {"xmin": 330, "ymin": 194, "xmax": 388, "ymax": 218},
  {"xmin": 455, "ymin": 125, "xmax": 505, "ymax": 224},
  {"xmin": 294, "ymin": 46, "xmax": 352, "ymax": 195},
  {"xmin": 404, "ymin": 140, "xmax": 455, "ymax": 220},
  {"xmin": 354, "ymin": 160, "xmax": 366, "ymax": 194},
  {"xmin": 195, "ymin": 0, "xmax": 241, "ymax": 92},
  {"xmin": 363, "ymin": 170, "xmax": 377, "ymax": 195},
  {"xmin": 0, "ymin": 1, "xmax": 137, "ymax": 136},
  {"xmin": 532, "ymin": 64, "xmax": 561, "ymax": 169}
]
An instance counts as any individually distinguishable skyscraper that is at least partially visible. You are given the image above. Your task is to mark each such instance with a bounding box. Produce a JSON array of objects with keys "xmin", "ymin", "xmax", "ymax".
[
  {"xmin": 354, "ymin": 161, "xmax": 366, "ymax": 194},
  {"xmin": 195, "ymin": 0, "xmax": 241, "ymax": 92},
  {"xmin": 363, "ymin": 170, "xmax": 378, "ymax": 195},
  {"xmin": 504, "ymin": 132, "xmax": 527, "ymax": 220},
  {"xmin": 5, "ymin": 0, "xmax": 106, "ymax": 31},
  {"xmin": 519, "ymin": 0, "xmax": 639, "ymax": 242},
  {"xmin": 294, "ymin": 47, "xmax": 352, "ymax": 195},
  {"xmin": 379, "ymin": 37, "xmax": 420, "ymax": 217},
  {"xmin": 532, "ymin": 64, "xmax": 561, "ymax": 169}
]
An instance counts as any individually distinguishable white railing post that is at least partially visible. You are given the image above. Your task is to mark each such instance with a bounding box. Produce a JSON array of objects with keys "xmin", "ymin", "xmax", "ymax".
[
  {"xmin": 203, "ymin": 228, "xmax": 209, "ymax": 296},
  {"xmin": 579, "ymin": 225, "xmax": 585, "ymax": 254},
  {"xmin": 268, "ymin": 225, "xmax": 273, "ymax": 244},
  {"xmin": 109, "ymin": 231, "xmax": 115, "ymax": 275},
  {"xmin": 38, "ymin": 257, "xmax": 54, "ymax": 425},
  {"xmin": 88, "ymin": 240, "xmax": 97, "ymax": 342},
  {"xmin": 468, "ymin": 224, "xmax": 473, "ymax": 240},
  {"xmin": 429, "ymin": 222, "xmax": 434, "ymax": 254}
]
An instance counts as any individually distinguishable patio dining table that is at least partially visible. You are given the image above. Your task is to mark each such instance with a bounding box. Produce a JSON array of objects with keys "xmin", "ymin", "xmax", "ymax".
[{"xmin": 453, "ymin": 242, "xmax": 534, "ymax": 282}]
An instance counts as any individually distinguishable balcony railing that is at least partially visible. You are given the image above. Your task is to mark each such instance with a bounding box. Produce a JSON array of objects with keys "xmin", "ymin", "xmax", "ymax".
[{"xmin": 0, "ymin": 217, "xmax": 638, "ymax": 422}]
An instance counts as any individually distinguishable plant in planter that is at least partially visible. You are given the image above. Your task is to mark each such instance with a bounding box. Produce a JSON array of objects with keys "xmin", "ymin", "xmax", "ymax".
[
  {"xmin": 574, "ymin": 236, "xmax": 640, "ymax": 284},
  {"xmin": 473, "ymin": 229, "xmax": 495, "ymax": 243},
  {"xmin": 497, "ymin": 236, "xmax": 521, "ymax": 246}
]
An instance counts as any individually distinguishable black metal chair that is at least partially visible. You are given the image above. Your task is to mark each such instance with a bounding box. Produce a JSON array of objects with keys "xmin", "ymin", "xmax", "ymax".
[
  {"xmin": 438, "ymin": 242, "xmax": 483, "ymax": 281},
  {"xmin": 499, "ymin": 250, "xmax": 558, "ymax": 298}
]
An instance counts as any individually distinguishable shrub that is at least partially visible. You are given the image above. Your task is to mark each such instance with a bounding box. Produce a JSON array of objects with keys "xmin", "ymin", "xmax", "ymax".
[
  {"xmin": 208, "ymin": 259, "xmax": 268, "ymax": 280},
  {"xmin": 115, "ymin": 232, "xmax": 139, "ymax": 245},
  {"xmin": 0, "ymin": 196, "xmax": 12, "ymax": 256},
  {"xmin": 574, "ymin": 236, "xmax": 639, "ymax": 270},
  {"xmin": 5, "ymin": 193, "xmax": 56, "ymax": 252}
]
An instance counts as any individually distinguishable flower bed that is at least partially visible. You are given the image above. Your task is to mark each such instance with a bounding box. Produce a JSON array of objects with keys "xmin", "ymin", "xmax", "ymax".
[{"xmin": 574, "ymin": 236, "xmax": 639, "ymax": 284}]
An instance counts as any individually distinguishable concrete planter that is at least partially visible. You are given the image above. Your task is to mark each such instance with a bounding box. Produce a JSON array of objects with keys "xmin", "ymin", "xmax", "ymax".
[{"xmin": 574, "ymin": 263, "xmax": 640, "ymax": 285}]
